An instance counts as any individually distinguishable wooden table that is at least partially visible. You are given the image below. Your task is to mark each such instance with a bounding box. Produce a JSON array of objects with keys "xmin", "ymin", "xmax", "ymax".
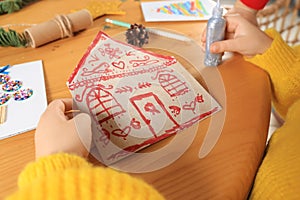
[{"xmin": 0, "ymin": 0, "xmax": 271, "ymax": 199}]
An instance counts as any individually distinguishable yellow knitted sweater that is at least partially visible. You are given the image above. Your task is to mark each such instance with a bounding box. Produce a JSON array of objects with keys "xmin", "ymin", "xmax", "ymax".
[
  {"xmin": 246, "ymin": 29, "xmax": 300, "ymax": 119},
  {"xmin": 5, "ymin": 153, "xmax": 165, "ymax": 200},
  {"xmin": 247, "ymin": 29, "xmax": 300, "ymax": 199}
]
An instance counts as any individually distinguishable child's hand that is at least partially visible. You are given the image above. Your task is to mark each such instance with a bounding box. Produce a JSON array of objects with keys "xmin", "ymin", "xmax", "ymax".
[
  {"xmin": 201, "ymin": 0, "xmax": 259, "ymax": 46},
  {"xmin": 228, "ymin": 0, "xmax": 259, "ymax": 26},
  {"xmin": 207, "ymin": 15, "xmax": 273, "ymax": 57},
  {"xmin": 35, "ymin": 99, "xmax": 92, "ymax": 159}
]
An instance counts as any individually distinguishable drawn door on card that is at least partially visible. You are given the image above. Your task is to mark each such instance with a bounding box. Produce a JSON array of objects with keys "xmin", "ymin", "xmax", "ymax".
[{"xmin": 130, "ymin": 92, "xmax": 180, "ymax": 138}]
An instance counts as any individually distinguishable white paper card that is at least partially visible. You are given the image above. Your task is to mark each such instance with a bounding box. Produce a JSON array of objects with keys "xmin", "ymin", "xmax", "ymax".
[
  {"xmin": 0, "ymin": 60, "xmax": 47, "ymax": 140},
  {"xmin": 141, "ymin": 0, "xmax": 217, "ymax": 22}
]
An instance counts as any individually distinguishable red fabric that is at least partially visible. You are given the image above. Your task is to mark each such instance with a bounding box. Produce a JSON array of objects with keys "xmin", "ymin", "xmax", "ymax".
[{"xmin": 240, "ymin": 0, "xmax": 269, "ymax": 10}]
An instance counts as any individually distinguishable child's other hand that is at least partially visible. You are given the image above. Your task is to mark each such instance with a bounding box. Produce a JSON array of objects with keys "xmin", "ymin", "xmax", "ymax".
[
  {"xmin": 209, "ymin": 15, "xmax": 273, "ymax": 57},
  {"xmin": 228, "ymin": 0, "xmax": 259, "ymax": 26},
  {"xmin": 35, "ymin": 99, "xmax": 92, "ymax": 159},
  {"xmin": 201, "ymin": 0, "xmax": 259, "ymax": 46}
]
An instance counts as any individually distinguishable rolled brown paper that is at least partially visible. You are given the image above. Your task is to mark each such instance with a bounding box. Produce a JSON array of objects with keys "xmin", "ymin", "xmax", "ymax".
[
  {"xmin": 24, "ymin": 19, "xmax": 62, "ymax": 48},
  {"xmin": 66, "ymin": 9, "xmax": 93, "ymax": 33},
  {"xmin": 24, "ymin": 9, "xmax": 93, "ymax": 48}
]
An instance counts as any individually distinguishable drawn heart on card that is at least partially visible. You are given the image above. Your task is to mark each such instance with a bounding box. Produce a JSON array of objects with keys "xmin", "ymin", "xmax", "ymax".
[
  {"xmin": 112, "ymin": 61, "xmax": 125, "ymax": 69},
  {"xmin": 111, "ymin": 126, "xmax": 131, "ymax": 139},
  {"xmin": 182, "ymin": 100, "xmax": 196, "ymax": 113},
  {"xmin": 130, "ymin": 118, "xmax": 141, "ymax": 129}
]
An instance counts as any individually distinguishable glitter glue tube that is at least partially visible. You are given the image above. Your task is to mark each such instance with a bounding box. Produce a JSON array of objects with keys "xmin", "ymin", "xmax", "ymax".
[{"xmin": 204, "ymin": 0, "xmax": 226, "ymax": 67}]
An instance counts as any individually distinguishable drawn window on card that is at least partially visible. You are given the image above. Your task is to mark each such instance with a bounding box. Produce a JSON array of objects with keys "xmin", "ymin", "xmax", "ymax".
[
  {"xmin": 158, "ymin": 73, "xmax": 189, "ymax": 97},
  {"xmin": 87, "ymin": 87, "xmax": 125, "ymax": 125}
]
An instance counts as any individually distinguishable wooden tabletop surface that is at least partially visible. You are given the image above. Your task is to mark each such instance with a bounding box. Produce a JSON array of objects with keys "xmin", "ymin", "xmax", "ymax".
[{"xmin": 0, "ymin": 0, "xmax": 271, "ymax": 199}]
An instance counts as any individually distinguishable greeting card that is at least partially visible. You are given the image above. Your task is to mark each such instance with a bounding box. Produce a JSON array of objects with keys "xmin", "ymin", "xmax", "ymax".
[
  {"xmin": 67, "ymin": 31, "xmax": 221, "ymax": 164},
  {"xmin": 141, "ymin": 0, "xmax": 217, "ymax": 22},
  {"xmin": 0, "ymin": 60, "xmax": 47, "ymax": 140}
]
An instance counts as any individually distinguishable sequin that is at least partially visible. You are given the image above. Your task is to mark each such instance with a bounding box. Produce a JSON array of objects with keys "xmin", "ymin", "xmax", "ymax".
[
  {"xmin": 13, "ymin": 88, "xmax": 33, "ymax": 101},
  {"xmin": 2, "ymin": 80, "xmax": 22, "ymax": 92},
  {"xmin": 0, "ymin": 93, "xmax": 11, "ymax": 105},
  {"xmin": 0, "ymin": 74, "xmax": 10, "ymax": 84}
]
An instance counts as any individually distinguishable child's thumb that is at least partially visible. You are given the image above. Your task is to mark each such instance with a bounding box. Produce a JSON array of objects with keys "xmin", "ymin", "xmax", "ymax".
[{"xmin": 210, "ymin": 39, "xmax": 238, "ymax": 54}]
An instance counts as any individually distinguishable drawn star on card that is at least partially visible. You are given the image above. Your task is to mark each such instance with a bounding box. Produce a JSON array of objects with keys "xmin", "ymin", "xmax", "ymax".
[
  {"xmin": 67, "ymin": 31, "xmax": 221, "ymax": 164},
  {"xmin": 85, "ymin": 1, "xmax": 126, "ymax": 19}
]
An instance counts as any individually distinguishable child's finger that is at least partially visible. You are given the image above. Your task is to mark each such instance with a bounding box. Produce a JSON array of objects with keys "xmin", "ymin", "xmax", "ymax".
[
  {"xmin": 210, "ymin": 39, "xmax": 240, "ymax": 53},
  {"xmin": 45, "ymin": 99, "xmax": 74, "ymax": 120},
  {"xmin": 201, "ymin": 25, "xmax": 207, "ymax": 43}
]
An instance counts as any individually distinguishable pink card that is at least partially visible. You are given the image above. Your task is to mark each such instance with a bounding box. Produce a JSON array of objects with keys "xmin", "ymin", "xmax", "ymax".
[{"xmin": 67, "ymin": 31, "xmax": 221, "ymax": 164}]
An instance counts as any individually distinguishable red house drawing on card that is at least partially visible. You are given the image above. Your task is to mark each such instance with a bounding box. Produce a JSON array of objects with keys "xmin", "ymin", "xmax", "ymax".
[{"xmin": 67, "ymin": 31, "xmax": 221, "ymax": 164}]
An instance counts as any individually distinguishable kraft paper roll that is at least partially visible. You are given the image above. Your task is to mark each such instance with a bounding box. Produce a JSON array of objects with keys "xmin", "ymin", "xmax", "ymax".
[
  {"xmin": 24, "ymin": 19, "xmax": 62, "ymax": 48},
  {"xmin": 67, "ymin": 9, "xmax": 93, "ymax": 33},
  {"xmin": 24, "ymin": 9, "xmax": 93, "ymax": 48}
]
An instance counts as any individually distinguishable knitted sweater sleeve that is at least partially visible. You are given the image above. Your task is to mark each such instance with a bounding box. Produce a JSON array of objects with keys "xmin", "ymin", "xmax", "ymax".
[
  {"xmin": 6, "ymin": 153, "xmax": 165, "ymax": 200},
  {"xmin": 249, "ymin": 99, "xmax": 300, "ymax": 199},
  {"xmin": 245, "ymin": 29, "xmax": 300, "ymax": 119},
  {"xmin": 17, "ymin": 153, "xmax": 92, "ymax": 189}
]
